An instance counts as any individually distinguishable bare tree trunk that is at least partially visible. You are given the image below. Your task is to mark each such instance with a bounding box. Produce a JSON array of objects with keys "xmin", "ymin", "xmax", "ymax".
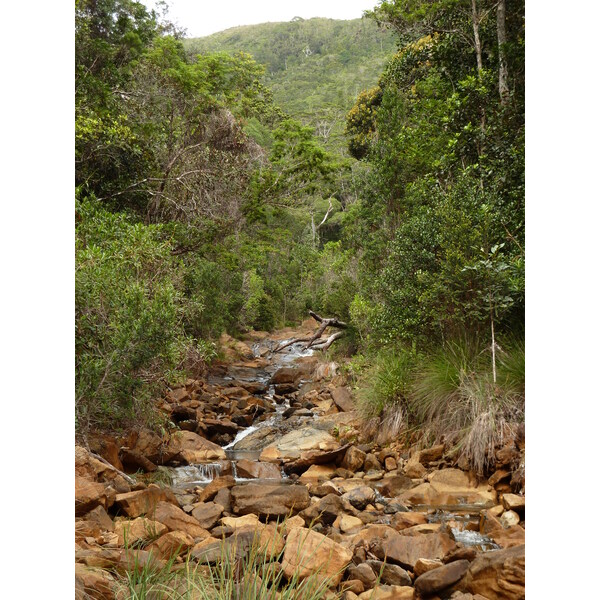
[
  {"xmin": 471, "ymin": 0, "xmax": 484, "ymax": 76},
  {"xmin": 497, "ymin": 0, "xmax": 509, "ymax": 104},
  {"xmin": 490, "ymin": 291, "xmax": 497, "ymax": 384}
]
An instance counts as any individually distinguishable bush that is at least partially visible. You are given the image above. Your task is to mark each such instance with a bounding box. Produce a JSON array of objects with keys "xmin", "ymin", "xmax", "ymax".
[{"xmin": 75, "ymin": 196, "xmax": 214, "ymax": 433}]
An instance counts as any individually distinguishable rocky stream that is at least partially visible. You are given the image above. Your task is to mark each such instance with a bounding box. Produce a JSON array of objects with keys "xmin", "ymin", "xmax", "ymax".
[{"xmin": 75, "ymin": 320, "xmax": 525, "ymax": 599}]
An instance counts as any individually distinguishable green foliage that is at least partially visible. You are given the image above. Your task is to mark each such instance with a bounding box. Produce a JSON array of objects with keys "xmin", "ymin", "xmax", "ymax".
[{"xmin": 185, "ymin": 17, "xmax": 396, "ymax": 155}]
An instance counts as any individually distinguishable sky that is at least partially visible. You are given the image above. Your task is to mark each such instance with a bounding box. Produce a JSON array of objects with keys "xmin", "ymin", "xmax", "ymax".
[{"xmin": 143, "ymin": 0, "xmax": 379, "ymax": 38}]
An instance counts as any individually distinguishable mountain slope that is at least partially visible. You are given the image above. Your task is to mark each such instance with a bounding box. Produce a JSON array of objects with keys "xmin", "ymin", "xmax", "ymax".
[{"xmin": 184, "ymin": 17, "xmax": 396, "ymax": 152}]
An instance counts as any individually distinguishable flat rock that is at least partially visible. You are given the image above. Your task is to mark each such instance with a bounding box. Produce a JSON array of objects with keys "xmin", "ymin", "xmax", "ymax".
[
  {"xmin": 259, "ymin": 427, "xmax": 340, "ymax": 462},
  {"xmin": 357, "ymin": 585, "xmax": 414, "ymax": 599},
  {"xmin": 373, "ymin": 531, "xmax": 457, "ymax": 569},
  {"xmin": 230, "ymin": 483, "xmax": 310, "ymax": 517},
  {"xmin": 235, "ymin": 459, "xmax": 282, "ymax": 479}
]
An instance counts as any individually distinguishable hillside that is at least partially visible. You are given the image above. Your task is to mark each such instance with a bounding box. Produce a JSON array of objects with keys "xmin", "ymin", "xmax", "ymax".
[{"xmin": 184, "ymin": 17, "xmax": 396, "ymax": 152}]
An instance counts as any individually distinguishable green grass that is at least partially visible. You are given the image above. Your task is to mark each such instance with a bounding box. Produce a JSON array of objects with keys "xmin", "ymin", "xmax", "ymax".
[
  {"xmin": 352, "ymin": 338, "xmax": 524, "ymax": 474},
  {"xmin": 410, "ymin": 338, "xmax": 525, "ymax": 475},
  {"xmin": 114, "ymin": 522, "xmax": 344, "ymax": 600}
]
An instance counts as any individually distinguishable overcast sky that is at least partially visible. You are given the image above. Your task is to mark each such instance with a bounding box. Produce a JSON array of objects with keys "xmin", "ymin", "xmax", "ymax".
[{"xmin": 143, "ymin": 0, "xmax": 379, "ymax": 38}]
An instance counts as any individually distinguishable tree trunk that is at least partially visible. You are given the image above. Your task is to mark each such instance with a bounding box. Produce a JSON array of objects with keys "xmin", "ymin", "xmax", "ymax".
[
  {"xmin": 471, "ymin": 0, "xmax": 483, "ymax": 76},
  {"xmin": 497, "ymin": 0, "xmax": 509, "ymax": 104}
]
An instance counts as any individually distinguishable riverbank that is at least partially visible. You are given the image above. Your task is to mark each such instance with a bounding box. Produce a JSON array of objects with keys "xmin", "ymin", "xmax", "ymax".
[{"xmin": 75, "ymin": 321, "xmax": 525, "ymax": 599}]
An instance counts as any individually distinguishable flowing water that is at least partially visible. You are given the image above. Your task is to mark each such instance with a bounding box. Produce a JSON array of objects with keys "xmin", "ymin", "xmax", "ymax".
[{"xmin": 166, "ymin": 335, "xmax": 502, "ymax": 552}]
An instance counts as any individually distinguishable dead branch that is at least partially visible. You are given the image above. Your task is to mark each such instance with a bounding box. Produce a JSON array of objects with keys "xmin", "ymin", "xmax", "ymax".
[{"xmin": 273, "ymin": 311, "xmax": 347, "ymax": 352}]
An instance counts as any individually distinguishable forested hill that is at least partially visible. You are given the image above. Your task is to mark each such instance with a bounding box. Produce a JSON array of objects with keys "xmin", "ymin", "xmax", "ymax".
[{"xmin": 184, "ymin": 18, "xmax": 396, "ymax": 152}]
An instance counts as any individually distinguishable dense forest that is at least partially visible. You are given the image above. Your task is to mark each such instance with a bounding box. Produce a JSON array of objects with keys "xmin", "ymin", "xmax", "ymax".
[{"xmin": 76, "ymin": 0, "xmax": 524, "ymax": 472}]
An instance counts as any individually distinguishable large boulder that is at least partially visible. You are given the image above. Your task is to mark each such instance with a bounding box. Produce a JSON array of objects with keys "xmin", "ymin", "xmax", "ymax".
[
  {"xmin": 75, "ymin": 476, "xmax": 114, "ymax": 516},
  {"xmin": 152, "ymin": 501, "xmax": 210, "ymax": 539},
  {"xmin": 330, "ymin": 387, "xmax": 355, "ymax": 412},
  {"xmin": 75, "ymin": 564, "xmax": 117, "ymax": 600},
  {"xmin": 166, "ymin": 431, "xmax": 226, "ymax": 464},
  {"xmin": 282, "ymin": 527, "xmax": 353, "ymax": 587},
  {"xmin": 399, "ymin": 468, "xmax": 495, "ymax": 507},
  {"xmin": 113, "ymin": 485, "xmax": 177, "ymax": 518},
  {"xmin": 372, "ymin": 531, "xmax": 457, "ymax": 569},
  {"xmin": 414, "ymin": 560, "xmax": 471, "ymax": 596},
  {"xmin": 259, "ymin": 427, "xmax": 340, "ymax": 462},
  {"xmin": 230, "ymin": 483, "xmax": 310, "ymax": 517},
  {"xmin": 235, "ymin": 459, "xmax": 282, "ymax": 480},
  {"xmin": 460, "ymin": 544, "xmax": 525, "ymax": 600}
]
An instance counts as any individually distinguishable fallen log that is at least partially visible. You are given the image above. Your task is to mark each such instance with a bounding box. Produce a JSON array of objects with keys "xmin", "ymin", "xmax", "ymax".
[{"xmin": 274, "ymin": 311, "xmax": 346, "ymax": 353}]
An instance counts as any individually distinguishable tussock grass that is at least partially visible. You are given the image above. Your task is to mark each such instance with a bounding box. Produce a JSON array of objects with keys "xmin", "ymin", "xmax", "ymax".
[
  {"xmin": 353, "ymin": 338, "xmax": 524, "ymax": 473},
  {"xmin": 356, "ymin": 347, "xmax": 420, "ymax": 443},
  {"xmin": 411, "ymin": 338, "xmax": 524, "ymax": 475}
]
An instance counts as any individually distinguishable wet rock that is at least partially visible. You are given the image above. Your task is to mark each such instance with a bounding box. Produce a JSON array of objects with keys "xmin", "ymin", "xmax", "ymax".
[
  {"xmin": 270, "ymin": 366, "xmax": 303, "ymax": 385},
  {"xmin": 282, "ymin": 527, "xmax": 353, "ymax": 587},
  {"xmin": 191, "ymin": 502, "xmax": 223, "ymax": 529},
  {"xmin": 414, "ymin": 559, "xmax": 471, "ymax": 596},
  {"xmin": 231, "ymin": 483, "xmax": 310, "ymax": 517},
  {"xmin": 461, "ymin": 544, "xmax": 525, "ymax": 600},
  {"xmin": 341, "ymin": 446, "xmax": 366, "ymax": 472}
]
